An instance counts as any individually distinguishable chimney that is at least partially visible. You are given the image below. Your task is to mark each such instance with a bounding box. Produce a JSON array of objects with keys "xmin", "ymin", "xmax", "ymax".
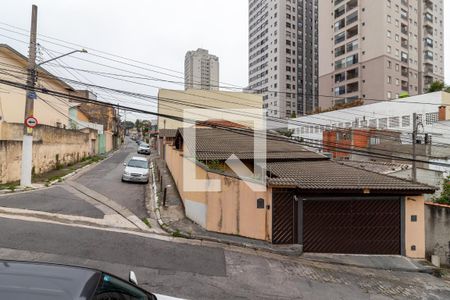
[{"xmin": 438, "ymin": 106, "xmax": 446, "ymax": 121}]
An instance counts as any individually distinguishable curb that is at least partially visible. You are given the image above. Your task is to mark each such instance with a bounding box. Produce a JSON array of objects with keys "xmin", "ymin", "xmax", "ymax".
[{"xmin": 148, "ymin": 161, "xmax": 303, "ymax": 257}]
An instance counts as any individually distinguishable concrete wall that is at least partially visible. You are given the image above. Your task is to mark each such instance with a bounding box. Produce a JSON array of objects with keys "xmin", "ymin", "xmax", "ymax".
[
  {"xmin": 405, "ymin": 195, "xmax": 426, "ymax": 258},
  {"xmin": 391, "ymin": 168, "xmax": 444, "ymax": 200},
  {"xmin": 0, "ymin": 122, "xmax": 93, "ymax": 183},
  {"xmin": 165, "ymin": 144, "xmax": 272, "ymax": 241},
  {"xmin": 425, "ymin": 203, "xmax": 450, "ymax": 266}
]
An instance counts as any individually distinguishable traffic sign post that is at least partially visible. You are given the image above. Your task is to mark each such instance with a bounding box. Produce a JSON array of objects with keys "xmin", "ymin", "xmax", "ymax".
[{"xmin": 25, "ymin": 116, "xmax": 38, "ymax": 128}]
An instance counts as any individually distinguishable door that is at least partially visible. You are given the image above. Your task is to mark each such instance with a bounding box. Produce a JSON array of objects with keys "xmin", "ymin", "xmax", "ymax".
[
  {"xmin": 272, "ymin": 190, "xmax": 298, "ymax": 244},
  {"xmin": 303, "ymin": 198, "xmax": 401, "ymax": 254}
]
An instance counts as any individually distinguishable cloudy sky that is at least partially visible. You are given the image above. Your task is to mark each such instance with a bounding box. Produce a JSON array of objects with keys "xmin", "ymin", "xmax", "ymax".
[{"xmin": 0, "ymin": 0, "xmax": 449, "ymax": 121}]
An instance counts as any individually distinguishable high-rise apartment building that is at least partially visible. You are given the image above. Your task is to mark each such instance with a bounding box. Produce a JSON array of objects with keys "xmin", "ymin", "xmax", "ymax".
[
  {"xmin": 184, "ymin": 48, "xmax": 219, "ymax": 91},
  {"xmin": 319, "ymin": 0, "xmax": 444, "ymax": 109},
  {"xmin": 248, "ymin": 0, "xmax": 319, "ymax": 118}
]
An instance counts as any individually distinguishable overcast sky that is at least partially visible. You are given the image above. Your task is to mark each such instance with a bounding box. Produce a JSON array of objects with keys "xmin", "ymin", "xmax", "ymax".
[{"xmin": 0, "ymin": 0, "xmax": 449, "ymax": 121}]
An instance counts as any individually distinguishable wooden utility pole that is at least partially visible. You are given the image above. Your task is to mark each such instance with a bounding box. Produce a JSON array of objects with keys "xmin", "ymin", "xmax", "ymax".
[
  {"xmin": 412, "ymin": 113, "xmax": 417, "ymax": 183},
  {"xmin": 20, "ymin": 5, "xmax": 38, "ymax": 187}
]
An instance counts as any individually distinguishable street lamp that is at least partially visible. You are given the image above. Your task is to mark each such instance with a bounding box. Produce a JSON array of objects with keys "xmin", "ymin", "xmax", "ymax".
[{"xmin": 37, "ymin": 49, "xmax": 88, "ymax": 67}]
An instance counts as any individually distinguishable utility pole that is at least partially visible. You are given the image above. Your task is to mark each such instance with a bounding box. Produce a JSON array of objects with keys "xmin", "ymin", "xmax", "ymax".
[
  {"xmin": 20, "ymin": 5, "xmax": 38, "ymax": 187},
  {"xmin": 412, "ymin": 113, "xmax": 417, "ymax": 183}
]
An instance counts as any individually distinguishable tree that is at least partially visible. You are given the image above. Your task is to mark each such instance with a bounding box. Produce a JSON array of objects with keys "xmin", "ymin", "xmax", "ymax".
[
  {"xmin": 135, "ymin": 119, "xmax": 142, "ymax": 132},
  {"xmin": 290, "ymin": 111, "xmax": 297, "ymax": 118},
  {"xmin": 399, "ymin": 92, "xmax": 410, "ymax": 98},
  {"xmin": 427, "ymin": 81, "xmax": 446, "ymax": 93},
  {"xmin": 434, "ymin": 176, "xmax": 450, "ymax": 205},
  {"xmin": 122, "ymin": 121, "xmax": 134, "ymax": 130}
]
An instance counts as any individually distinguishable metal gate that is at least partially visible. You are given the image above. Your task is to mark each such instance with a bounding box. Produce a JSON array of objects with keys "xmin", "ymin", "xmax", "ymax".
[
  {"xmin": 272, "ymin": 190, "xmax": 297, "ymax": 244},
  {"xmin": 303, "ymin": 198, "xmax": 401, "ymax": 254}
]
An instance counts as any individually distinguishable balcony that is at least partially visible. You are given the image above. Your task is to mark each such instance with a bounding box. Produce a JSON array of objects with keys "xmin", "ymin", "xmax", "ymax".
[
  {"xmin": 424, "ymin": 24, "xmax": 434, "ymax": 36},
  {"xmin": 401, "ymin": 38, "xmax": 408, "ymax": 49},
  {"xmin": 424, "ymin": 63, "xmax": 433, "ymax": 73},
  {"xmin": 401, "ymin": 24, "xmax": 408, "ymax": 35},
  {"xmin": 347, "ymin": 82, "xmax": 359, "ymax": 94},
  {"xmin": 347, "ymin": 0, "xmax": 358, "ymax": 12},
  {"xmin": 401, "ymin": 81, "xmax": 409, "ymax": 92},
  {"xmin": 424, "ymin": 0, "xmax": 433, "ymax": 11},
  {"xmin": 401, "ymin": 66, "xmax": 409, "ymax": 77}
]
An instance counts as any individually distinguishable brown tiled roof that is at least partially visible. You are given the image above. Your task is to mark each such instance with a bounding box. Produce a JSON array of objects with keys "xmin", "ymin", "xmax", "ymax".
[
  {"xmin": 159, "ymin": 129, "xmax": 178, "ymax": 138},
  {"xmin": 177, "ymin": 127, "xmax": 326, "ymax": 161},
  {"xmin": 267, "ymin": 161, "xmax": 435, "ymax": 194}
]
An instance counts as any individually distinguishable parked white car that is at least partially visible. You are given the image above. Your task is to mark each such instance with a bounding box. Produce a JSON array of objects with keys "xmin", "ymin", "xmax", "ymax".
[
  {"xmin": 122, "ymin": 156, "xmax": 149, "ymax": 183},
  {"xmin": 137, "ymin": 143, "xmax": 151, "ymax": 155}
]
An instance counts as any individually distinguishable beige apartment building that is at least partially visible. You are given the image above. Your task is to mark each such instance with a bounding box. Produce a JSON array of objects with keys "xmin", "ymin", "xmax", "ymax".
[
  {"xmin": 184, "ymin": 48, "xmax": 219, "ymax": 91},
  {"xmin": 248, "ymin": 0, "xmax": 319, "ymax": 118},
  {"xmin": 319, "ymin": 0, "xmax": 444, "ymax": 109}
]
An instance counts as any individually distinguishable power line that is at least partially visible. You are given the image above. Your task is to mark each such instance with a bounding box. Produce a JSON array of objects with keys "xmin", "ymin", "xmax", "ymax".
[
  {"xmin": 2, "ymin": 76, "xmax": 450, "ymax": 167},
  {"xmin": 3, "ymin": 66, "xmax": 450, "ymax": 150}
]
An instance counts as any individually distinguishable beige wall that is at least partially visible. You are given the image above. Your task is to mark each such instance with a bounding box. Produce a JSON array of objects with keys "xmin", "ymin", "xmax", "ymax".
[
  {"xmin": 0, "ymin": 47, "xmax": 75, "ymax": 127},
  {"xmin": 165, "ymin": 144, "xmax": 272, "ymax": 241},
  {"xmin": 157, "ymin": 89, "xmax": 262, "ymax": 130},
  {"xmin": 105, "ymin": 131, "xmax": 114, "ymax": 153},
  {"xmin": 405, "ymin": 195, "xmax": 426, "ymax": 258},
  {"xmin": 0, "ymin": 122, "xmax": 92, "ymax": 183}
]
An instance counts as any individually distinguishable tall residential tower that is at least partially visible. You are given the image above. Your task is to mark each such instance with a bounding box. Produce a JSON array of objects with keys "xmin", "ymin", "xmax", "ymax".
[
  {"xmin": 184, "ymin": 48, "xmax": 220, "ymax": 91},
  {"xmin": 248, "ymin": 0, "xmax": 319, "ymax": 118},
  {"xmin": 319, "ymin": 0, "xmax": 444, "ymax": 108}
]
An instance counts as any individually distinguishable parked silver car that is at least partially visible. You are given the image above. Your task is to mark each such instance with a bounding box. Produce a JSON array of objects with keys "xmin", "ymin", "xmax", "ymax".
[
  {"xmin": 122, "ymin": 157, "xmax": 149, "ymax": 183},
  {"xmin": 137, "ymin": 143, "xmax": 151, "ymax": 155}
]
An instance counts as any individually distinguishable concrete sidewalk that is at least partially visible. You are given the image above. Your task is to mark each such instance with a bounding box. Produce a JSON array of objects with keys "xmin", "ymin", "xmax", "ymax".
[{"xmin": 303, "ymin": 253, "xmax": 435, "ymax": 273}]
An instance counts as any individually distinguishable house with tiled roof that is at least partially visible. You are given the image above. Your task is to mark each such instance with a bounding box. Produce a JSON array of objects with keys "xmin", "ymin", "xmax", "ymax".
[{"xmin": 163, "ymin": 126, "xmax": 435, "ymax": 258}]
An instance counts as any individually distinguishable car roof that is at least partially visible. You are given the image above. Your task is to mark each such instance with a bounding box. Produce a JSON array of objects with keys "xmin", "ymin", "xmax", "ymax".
[
  {"xmin": 129, "ymin": 156, "xmax": 148, "ymax": 161},
  {"xmin": 0, "ymin": 260, "xmax": 101, "ymax": 300}
]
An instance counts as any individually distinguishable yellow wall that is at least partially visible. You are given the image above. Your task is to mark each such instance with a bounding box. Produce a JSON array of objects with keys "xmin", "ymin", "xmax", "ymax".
[
  {"xmin": 105, "ymin": 131, "xmax": 114, "ymax": 153},
  {"xmin": 165, "ymin": 145, "xmax": 272, "ymax": 241},
  {"xmin": 0, "ymin": 47, "xmax": 75, "ymax": 127},
  {"xmin": 405, "ymin": 195, "xmax": 426, "ymax": 258},
  {"xmin": 157, "ymin": 89, "xmax": 263, "ymax": 130}
]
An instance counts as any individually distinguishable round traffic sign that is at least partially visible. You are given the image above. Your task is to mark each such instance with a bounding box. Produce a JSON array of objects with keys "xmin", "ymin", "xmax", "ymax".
[{"xmin": 25, "ymin": 116, "xmax": 38, "ymax": 128}]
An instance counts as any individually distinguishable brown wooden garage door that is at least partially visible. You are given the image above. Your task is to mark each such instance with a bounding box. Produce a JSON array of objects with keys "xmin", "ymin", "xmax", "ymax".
[{"xmin": 303, "ymin": 198, "xmax": 401, "ymax": 254}]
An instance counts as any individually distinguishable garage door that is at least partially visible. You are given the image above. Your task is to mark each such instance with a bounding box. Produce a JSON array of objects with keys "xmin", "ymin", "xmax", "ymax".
[{"xmin": 303, "ymin": 198, "xmax": 401, "ymax": 254}]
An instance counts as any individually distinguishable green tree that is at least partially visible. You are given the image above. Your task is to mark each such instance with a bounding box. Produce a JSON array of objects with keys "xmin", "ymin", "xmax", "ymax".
[
  {"xmin": 434, "ymin": 176, "xmax": 450, "ymax": 205},
  {"xmin": 427, "ymin": 81, "xmax": 446, "ymax": 93},
  {"xmin": 135, "ymin": 119, "xmax": 142, "ymax": 132},
  {"xmin": 290, "ymin": 111, "xmax": 297, "ymax": 118},
  {"xmin": 399, "ymin": 92, "xmax": 410, "ymax": 98},
  {"xmin": 122, "ymin": 121, "xmax": 135, "ymax": 130}
]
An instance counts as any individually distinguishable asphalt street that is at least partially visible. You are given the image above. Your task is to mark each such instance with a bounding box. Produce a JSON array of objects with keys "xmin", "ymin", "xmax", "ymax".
[
  {"xmin": 0, "ymin": 185, "xmax": 104, "ymax": 218},
  {"xmin": 75, "ymin": 140, "xmax": 150, "ymax": 219}
]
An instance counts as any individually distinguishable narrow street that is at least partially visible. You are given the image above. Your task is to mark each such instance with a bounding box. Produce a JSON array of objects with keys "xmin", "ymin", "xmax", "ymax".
[{"xmin": 0, "ymin": 142, "xmax": 448, "ymax": 299}]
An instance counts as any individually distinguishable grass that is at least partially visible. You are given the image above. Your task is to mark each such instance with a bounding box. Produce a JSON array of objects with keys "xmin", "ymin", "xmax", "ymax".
[
  {"xmin": 0, "ymin": 182, "xmax": 19, "ymax": 191},
  {"xmin": 141, "ymin": 218, "xmax": 152, "ymax": 228}
]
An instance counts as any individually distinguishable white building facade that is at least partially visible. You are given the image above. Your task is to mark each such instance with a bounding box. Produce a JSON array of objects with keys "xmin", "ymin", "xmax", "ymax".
[
  {"xmin": 184, "ymin": 49, "xmax": 219, "ymax": 91},
  {"xmin": 289, "ymin": 92, "xmax": 450, "ymax": 146}
]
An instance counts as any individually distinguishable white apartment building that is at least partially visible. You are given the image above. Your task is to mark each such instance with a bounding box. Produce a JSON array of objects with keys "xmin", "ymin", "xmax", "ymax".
[
  {"xmin": 184, "ymin": 48, "xmax": 219, "ymax": 91},
  {"xmin": 319, "ymin": 0, "xmax": 445, "ymax": 109},
  {"xmin": 289, "ymin": 92, "xmax": 450, "ymax": 146},
  {"xmin": 248, "ymin": 0, "xmax": 319, "ymax": 118}
]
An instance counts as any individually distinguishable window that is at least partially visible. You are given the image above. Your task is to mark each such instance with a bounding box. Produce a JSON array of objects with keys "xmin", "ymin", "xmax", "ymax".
[
  {"xmin": 402, "ymin": 115, "xmax": 410, "ymax": 127},
  {"xmin": 425, "ymin": 112, "xmax": 439, "ymax": 125},
  {"xmin": 370, "ymin": 137, "xmax": 381, "ymax": 145},
  {"xmin": 389, "ymin": 117, "xmax": 400, "ymax": 128}
]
